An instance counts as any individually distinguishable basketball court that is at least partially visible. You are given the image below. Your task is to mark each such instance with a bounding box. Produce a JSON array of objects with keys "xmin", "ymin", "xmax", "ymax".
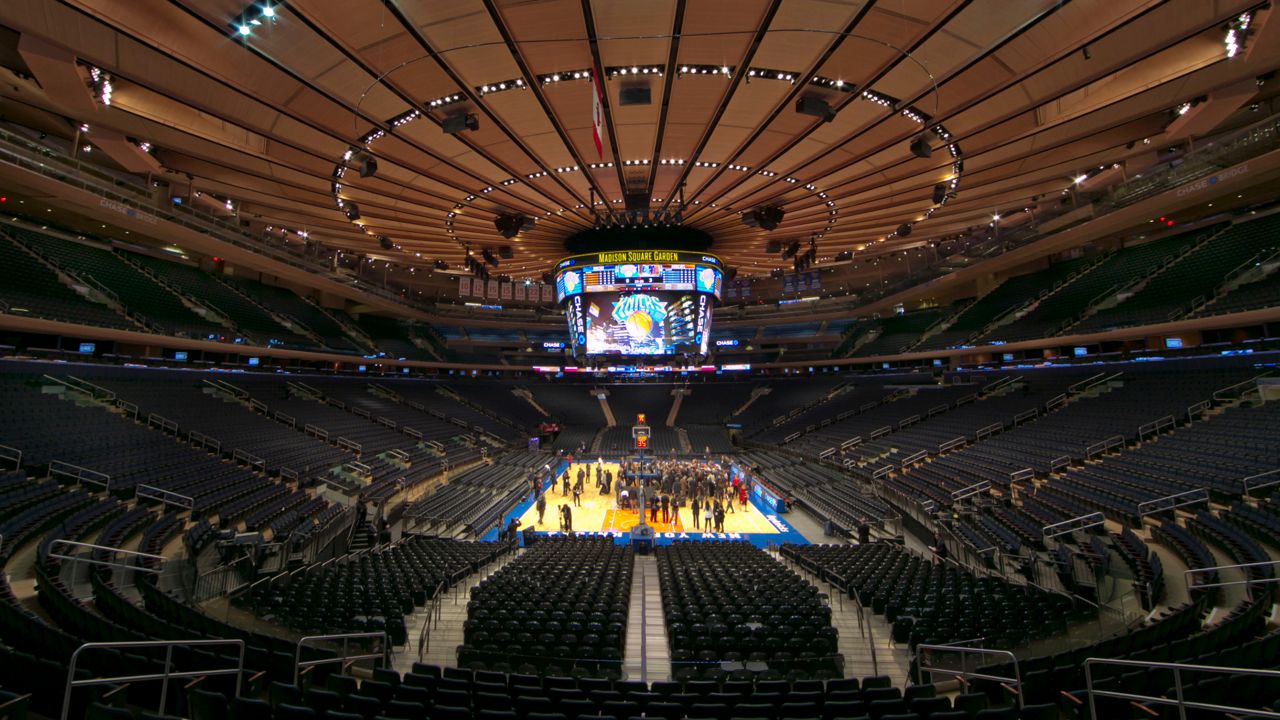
[{"xmin": 485, "ymin": 462, "xmax": 808, "ymax": 547}]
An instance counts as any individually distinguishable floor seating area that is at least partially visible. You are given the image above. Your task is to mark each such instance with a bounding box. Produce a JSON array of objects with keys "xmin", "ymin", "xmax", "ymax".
[
  {"xmin": 459, "ymin": 537, "xmax": 631, "ymax": 677},
  {"xmin": 657, "ymin": 541, "xmax": 842, "ymax": 681}
]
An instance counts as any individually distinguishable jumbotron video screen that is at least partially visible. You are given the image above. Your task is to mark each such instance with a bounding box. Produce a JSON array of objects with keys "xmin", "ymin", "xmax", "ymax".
[{"xmin": 555, "ymin": 251, "xmax": 722, "ymax": 357}]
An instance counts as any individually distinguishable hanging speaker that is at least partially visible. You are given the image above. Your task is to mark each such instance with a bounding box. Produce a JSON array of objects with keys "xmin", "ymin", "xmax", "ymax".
[
  {"xmin": 933, "ymin": 183, "xmax": 947, "ymax": 204},
  {"xmin": 910, "ymin": 135, "xmax": 932, "ymax": 159},
  {"xmin": 897, "ymin": 223, "xmax": 913, "ymax": 237},
  {"xmin": 359, "ymin": 155, "xmax": 378, "ymax": 178},
  {"xmin": 344, "ymin": 203, "xmax": 361, "ymax": 221}
]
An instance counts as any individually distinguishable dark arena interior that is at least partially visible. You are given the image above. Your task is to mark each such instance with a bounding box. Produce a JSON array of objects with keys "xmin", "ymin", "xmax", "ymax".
[{"xmin": 3, "ymin": 1, "xmax": 1280, "ymax": 719}]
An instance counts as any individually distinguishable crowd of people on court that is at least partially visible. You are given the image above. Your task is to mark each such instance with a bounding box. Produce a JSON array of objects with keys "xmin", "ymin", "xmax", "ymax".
[{"xmin": 519, "ymin": 455, "xmax": 757, "ymax": 534}]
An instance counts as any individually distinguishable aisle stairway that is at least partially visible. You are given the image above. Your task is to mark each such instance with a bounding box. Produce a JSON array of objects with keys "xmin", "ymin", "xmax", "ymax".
[
  {"xmin": 774, "ymin": 549, "xmax": 910, "ymax": 685},
  {"xmin": 397, "ymin": 546, "xmax": 519, "ymax": 674},
  {"xmin": 624, "ymin": 554, "xmax": 671, "ymax": 682}
]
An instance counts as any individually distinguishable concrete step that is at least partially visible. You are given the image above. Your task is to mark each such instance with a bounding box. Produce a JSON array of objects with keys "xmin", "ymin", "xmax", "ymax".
[{"xmin": 624, "ymin": 554, "xmax": 671, "ymax": 683}]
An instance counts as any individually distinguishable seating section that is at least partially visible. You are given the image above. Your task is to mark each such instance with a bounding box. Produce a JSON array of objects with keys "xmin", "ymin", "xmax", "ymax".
[
  {"xmin": 222, "ymin": 276, "xmax": 366, "ymax": 353},
  {"xmin": 459, "ymin": 537, "xmax": 631, "ymax": 677},
  {"xmin": 240, "ymin": 537, "xmax": 501, "ymax": 644},
  {"xmin": 359, "ymin": 315, "xmax": 436, "ymax": 360},
  {"xmin": 1195, "ymin": 269, "xmax": 1280, "ymax": 317},
  {"xmin": 0, "ymin": 231, "xmax": 136, "ymax": 330},
  {"xmin": 15, "ymin": 230, "xmax": 228, "ymax": 338},
  {"xmin": 658, "ymin": 541, "xmax": 842, "ymax": 681},
  {"xmin": 983, "ymin": 232, "xmax": 1202, "ymax": 343},
  {"xmin": 1076, "ymin": 215, "xmax": 1280, "ymax": 332},
  {"xmin": 785, "ymin": 543, "xmax": 1085, "ymax": 650},
  {"xmin": 130, "ymin": 254, "xmax": 314, "ymax": 347},
  {"xmin": 847, "ymin": 308, "xmax": 945, "ymax": 357},
  {"xmin": 409, "ymin": 451, "xmax": 546, "ymax": 535},
  {"xmin": 913, "ymin": 258, "xmax": 1092, "ymax": 351}
]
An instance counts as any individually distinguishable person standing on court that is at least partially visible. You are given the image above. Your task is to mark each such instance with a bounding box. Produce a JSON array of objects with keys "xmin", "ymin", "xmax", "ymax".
[
  {"xmin": 536, "ymin": 493, "xmax": 547, "ymax": 525},
  {"xmin": 563, "ymin": 503, "xmax": 573, "ymax": 534},
  {"xmin": 691, "ymin": 497, "xmax": 701, "ymax": 529},
  {"xmin": 661, "ymin": 493, "xmax": 671, "ymax": 524}
]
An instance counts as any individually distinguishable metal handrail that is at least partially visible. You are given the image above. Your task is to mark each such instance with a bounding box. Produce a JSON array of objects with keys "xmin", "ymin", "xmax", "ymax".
[
  {"xmin": 1242, "ymin": 468, "xmax": 1280, "ymax": 496},
  {"xmin": 1042, "ymin": 512, "xmax": 1105, "ymax": 540},
  {"xmin": 1183, "ymin": 559, "xmax": 1280, "ymax": 589},
  {"xmin": 0, "ymin": 443, "xmax": 20, "ymax": 469},
  {"xmin": 916, "ymin": 644, "xmax": 1021, "ymax": 707},
  {"xmin": 294, "ymin": 632, "xmax": 389, "ymax": 684},
  {"xmin": 1085, "ymin": 658, "xmax": 1280, "ymax": 720},
  {"xmin": 61, "ymin": 639, "xmax": 244, "ymax": 720},
  {"xmin": 48, "ymin": 539, "xmax": 165, "ymax": 574},
  {"xmin": 1137, "ymin": 488, "xmax": 1209, "ymax": 516}
]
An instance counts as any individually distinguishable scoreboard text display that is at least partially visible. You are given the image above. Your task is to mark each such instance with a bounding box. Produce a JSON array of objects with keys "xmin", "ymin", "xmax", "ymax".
[{"xmin": 555, "ymin": 251, "xmax": 722, "ymax": 357}]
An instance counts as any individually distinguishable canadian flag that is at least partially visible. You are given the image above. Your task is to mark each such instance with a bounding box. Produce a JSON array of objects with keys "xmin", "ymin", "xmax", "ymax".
[{"xmin": 591, "ymin": 68, "xmax": 604, "ymax": 159}]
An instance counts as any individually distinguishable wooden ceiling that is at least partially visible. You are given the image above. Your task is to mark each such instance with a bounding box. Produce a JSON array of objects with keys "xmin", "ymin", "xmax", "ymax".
[{"xmin": 1, "ymin": 0, "xmax": 1276, "ymax": 280}]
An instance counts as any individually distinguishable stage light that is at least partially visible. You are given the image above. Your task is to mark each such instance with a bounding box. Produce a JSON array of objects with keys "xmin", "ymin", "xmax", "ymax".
[
  {"xmin": 897, "ymin": 223, "xmax": 913, "ymax": 237},
  {"xmin": 344, "ymin": 203, "xmax": 361, "ymax": 221},
  {"xmin": 1074, "ymin": 174, "xmax": 1087, "ymax": 185}
]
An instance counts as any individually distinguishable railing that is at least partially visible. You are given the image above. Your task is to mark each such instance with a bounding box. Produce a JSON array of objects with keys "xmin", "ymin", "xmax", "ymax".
[
  {"xmin": 289, "ymin": 381, "xmax": 323, "ymax": 397},
  {"xmin": 819, "ymin": 448, "xmax": 837, "ymax": 460},
  {"xmin": 899, "ymin": 414, "xmax": 920, "ymax": 428},
  {"xmin": 274, "ymin": 410, "xmax": 296, "ymax": 427},
  {"xmin": 951, "ymin": 480, "xmax": 991, "ymax": 502},
  {"xmin": 232, "ymin": 449, "xmax": 266, "ymax": 472},
  {"xmin": 1085, "ymin": 434, "xmax": 1125, "ymax": 459},
  {"xmin": 64, "ymin": 375, "xmax": 116, "ymax": 402},
  {"xmin": 47, "ymin": 460, "xmax": 110, "ymax": 490},
  {"xmin": 304, "ymin": 424, "xmax": 329, "ymax": 440},
  {"xmin": 899, "ymin": 450, "xmax": 928, "ymax": 470},
  {"xmin": 294, "ymin": 632, "xmax": 389, "ymax": 684},
  {"xmin": 352, "ymin": 407, "xmax": 372, "ymax": 419},
  {"xmin": 387, "ymin": 448, "xmax": 411, "ymax": 464},
  {"xmin": 416, "ymin": 580, "xmax": 448, "ymax": 663},
  {"xmin": 404, "ymin": 427, "xmax": 423, "ymax": 440},
  {"xmin": 1042, "ymin": 512, "xmax": 1104, "ymax": 540},
  {"xmin": 1013, "ymin": 408, "xmax": 1038, "ymax": 425},
  {"xmin": 1137, "ymin": 414, "xmax": 1176, "ymax": 440},
  {"xmin": 840, "ymin": 436, "xmax": 863, "ymax": 450},
  {"xmin": 1068, "ymin": 372, "xmax": 1108, "ymax": 394},
  {"xmin": 188, "ymin": 430, "xmax": 221, "ymax": 453},
  {"xmin": 927, "ymin": 403, "xmax": 949, "ymax": 417},
  {"xmin": 47, "ymin": 539, "xmax": 165, "ymax": 574},
  {"xmin": 1045, "ymin": 393, "xmax": 1067, "ymax": 410},
  {"xmin": 61, "ymin": 639, "xmax": 244, "ymax": 720},
  {"xmin": 337, "ymin": 437, "xmax": 362, "ymax": 453},
  {"xmin": 344, "ymin": 460, "xmax": 372, "ymax": 476},
  {"xmin": 147, "ymin": 413, "xmax": 179, "ymax": 434},
  {"xmin": 1084, "ymin": 658, "xmax": 1280, "ymax": 720},
  {"xmin": 1184, "ymin": 559, "xmax": 1280, "ymax": 589},
  {"xmin": 114, "ymin": 398, "xmax": 139, "ymax": 419},
  {"xmin": 280, "ymin": 468, "xmax": 299, "ymax": 482},
  {"xmin": 870, "ymin": 425, "xmax": 892, "ymax": 440},
  {"xmin": 201, "ymin": 378, "xmax": 247, "ymax": 399},
  {"xmin": 872, "ymin": 466, "xmax": 893, "ymax": 480},
  {"xmin": 0, "ymin": 443, "xmax": 21, "ymax": 469},
  {"xmin": 1137, "ymin": 488, "xmax": 1209, "ymax": 516},
  {"xmin": 1243, "ymin": 468, "xmax": 1280, "ymax": 496},
  {"xmin": 1186, "ymin": 399, "xmax": 1211, "ymax": 421},
  {"xmin": 1213, "ymin": 375, "xmax": 1262, "ymax": 403},
  {"xmin": 783, "ymin": 431, "xmax": 802, "ymax": 444},
  {"xmin": 377, "ymin": 416, "xmax": 397, "ymax": 429},
  {"xmin": 916, "ymin": 645, "xmax": 1021, "ymax": 708},
  {"xmin": 134, "ymin": 485, "xmax": 195, "ymax": 510},
  {"xmin": 975, "ymin": 422, "xmax": 1003, "ymax": 440},
  {"xmin": 1049, "ymin": 455, "xmax": 1072, "ymax": 472},
  {"xmin": 938, "ymin": 436, "xmax": 966, "ymax": 453},
  {"xmin": 1009, "ymin": 468, "xmax": 1035, "ymax": 484},
  {"xmin": 955, "ymin": 393, "xmax": 977, "ymax": 406},
  {"xmin": 249, "ymin": 398, "xmax": 268, "ymax": 413}
]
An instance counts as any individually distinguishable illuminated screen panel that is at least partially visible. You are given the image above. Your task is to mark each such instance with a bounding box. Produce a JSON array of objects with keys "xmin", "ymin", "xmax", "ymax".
[
  {"xmin": 565, "ymin": 291, "xmax": 712, "ymax": 356},
  {"xmin": 554, "ymin": 251, "xmax": 722, "ymax": 303}
]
